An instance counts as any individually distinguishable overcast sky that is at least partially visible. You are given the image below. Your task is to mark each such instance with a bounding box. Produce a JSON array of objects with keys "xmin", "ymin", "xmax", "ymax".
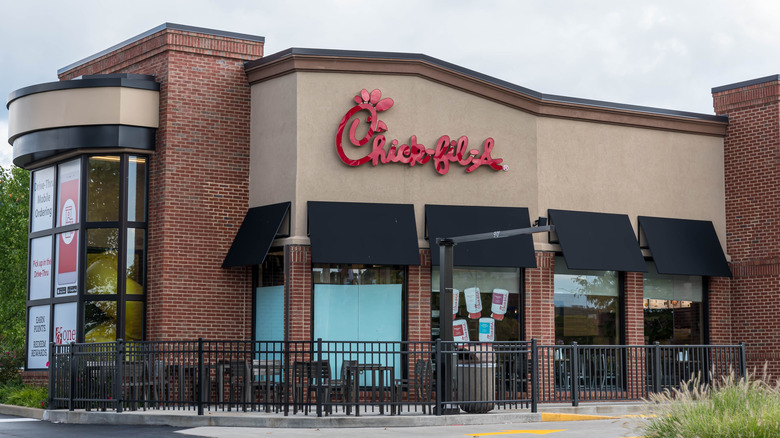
[{"xmin": 3, "ymin": 0, "xmax": 780, "ymax": 168}]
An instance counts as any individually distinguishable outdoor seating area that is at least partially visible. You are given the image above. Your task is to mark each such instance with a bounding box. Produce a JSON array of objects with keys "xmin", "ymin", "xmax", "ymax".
[{"xmin": 48, "ymin": 339, "xmax": 745, "ymax": 416}]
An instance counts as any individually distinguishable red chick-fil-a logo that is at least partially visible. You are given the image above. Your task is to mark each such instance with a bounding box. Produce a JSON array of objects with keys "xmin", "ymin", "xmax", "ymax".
[{"xmin": 335, "ymin": 89, "xmax": 507, "ymax": 175}]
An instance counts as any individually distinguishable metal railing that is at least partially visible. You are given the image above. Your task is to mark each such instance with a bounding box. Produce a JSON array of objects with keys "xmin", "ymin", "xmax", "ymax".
[
  {"xmin": 538, "ymin": 342, "xmax": 746, "ymax": 405},
  {"xmin": 49, "ymin": 340, "xmax": 745, "ymax": 414},
  {"xmin": 49, "ymin": 339, "xmax": 536, "ymax": 416}
]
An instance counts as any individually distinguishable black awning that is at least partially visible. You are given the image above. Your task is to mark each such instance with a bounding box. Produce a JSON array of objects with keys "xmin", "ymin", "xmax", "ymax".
[
  {"xmin": 639, "ymin": 216, "xmax": 731, "ymax": 277},
  {"xmin": 308, "ymin": 201, "xmax": 420, "ymax": 265},
  {"xmin": 549, "ymin": 209, "xmax": 647, "ymax": 272},
  {"xmin": 426, "ymin": 205, "xmax": 537, "ymax": 268},
  {"xmin": 222, "ymin": 202, "xmax": 290, "ymax": 268}
]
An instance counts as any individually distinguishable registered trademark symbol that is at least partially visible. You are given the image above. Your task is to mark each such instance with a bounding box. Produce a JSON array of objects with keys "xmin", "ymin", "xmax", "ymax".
[{"xmin": 502, "ymin": 165, "xmax": 509, "ymax": 171}]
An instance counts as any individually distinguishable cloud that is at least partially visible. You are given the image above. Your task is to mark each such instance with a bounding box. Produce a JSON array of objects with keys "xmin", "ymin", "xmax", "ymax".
[
  {"xmin": 3, "ymin": 0, "xmax": 780, "ymax": 123},
  {"xmin": 0, "ymin": 119, "xmax": 12, "ymax": 169}
]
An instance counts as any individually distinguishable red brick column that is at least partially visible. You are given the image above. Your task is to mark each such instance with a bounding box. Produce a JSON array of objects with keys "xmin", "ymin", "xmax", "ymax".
[
  {"xmin": 525, "ymin": 251, "xmax": 555, "ymax": 399},
  {"xmin": 623, "ymin": 271, "xmax": 646, "ymax": 397},
  {"xmin": 287, "ymin": 245, "xmax": 312, "ymax": 342},
  {"xmin": 713, "ymin": 78, "xmax": 780, "ymax": 374},
  {"xmin": 408, "ymin": 249, "xmax": 432, "ymax": 343},
  {"xmin": 623, "ymin": 272, "xmax": 644, "ymax": 345},
  {"xmin": 525, "ymin": 252, "xmax": 555, "ymax": 345},
  {"xmin": 57, "ymin": 26, "xmax": 264, "ymax": 341}
]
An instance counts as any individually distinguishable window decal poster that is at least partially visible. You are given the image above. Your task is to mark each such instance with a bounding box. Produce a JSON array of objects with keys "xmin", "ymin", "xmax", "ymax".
[
  {"xmin": 31, "ymin": 166, "xmax": 54, "ymax": 232},
  {"xmin": 29, "ymin": 236, "xmax": 52, "ymax": 301},
  {"xmin": 56, "ymin": 160, "xmax": 80, "ymax": 295},
  {"xmin": 54, "ymin": 302, "xmax": 77, "ymax": 345},
  {"xmin": 27, "ymin": 305, "xmax": 50, "ymax": 369}
]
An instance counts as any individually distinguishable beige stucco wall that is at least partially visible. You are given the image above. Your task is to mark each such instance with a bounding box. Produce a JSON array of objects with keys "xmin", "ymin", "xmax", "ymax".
[
  {"xmin": 8, "ymin": 87, "xmax": 159, "ymax": 141},
  {"xmin": 249, "ymin": 74, "xmax": 299, "ymax": 220},
  {"xmin": 537, "ymin": 118, "xmax": 726, "ymax": 247},
  {"xmin": 249, "ymin": 71, "xmax": 726, "ymax": 252}
]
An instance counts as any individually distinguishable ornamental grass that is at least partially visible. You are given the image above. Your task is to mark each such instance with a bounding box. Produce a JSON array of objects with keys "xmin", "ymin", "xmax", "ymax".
[{"xmin": 643, "ymin": 367, "xmax": 780, "ymax": 438}]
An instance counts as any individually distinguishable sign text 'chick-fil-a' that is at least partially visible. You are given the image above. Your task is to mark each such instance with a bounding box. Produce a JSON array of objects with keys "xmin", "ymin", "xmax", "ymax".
[{"xmin": 335, "ymin": 89, "xmax": 507, "ymax": 175}]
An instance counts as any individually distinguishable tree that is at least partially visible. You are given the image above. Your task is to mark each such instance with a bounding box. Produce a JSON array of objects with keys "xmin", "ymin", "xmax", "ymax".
[{"xmin": 0, "ymin": 165, "xmax": 29, "ymax": 355}]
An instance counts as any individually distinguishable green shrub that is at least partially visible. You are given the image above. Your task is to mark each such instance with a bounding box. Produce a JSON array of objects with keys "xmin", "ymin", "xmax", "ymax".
[
  {"xmin": 643, "ymin": 370, "xmax": 780, "ymax": 438},
  {"xmin": 0, "ymin": 383, "xmax": 48, "ymax": 409},
  {"xmin": 0, "ymin": 348, "xmax": 23, "ymax": 385}
]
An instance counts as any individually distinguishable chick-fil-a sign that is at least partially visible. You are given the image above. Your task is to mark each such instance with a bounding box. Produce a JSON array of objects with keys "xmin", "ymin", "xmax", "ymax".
[{"xmin": 336, "ymin": 89, "xmax": 507, "ymax": 175}]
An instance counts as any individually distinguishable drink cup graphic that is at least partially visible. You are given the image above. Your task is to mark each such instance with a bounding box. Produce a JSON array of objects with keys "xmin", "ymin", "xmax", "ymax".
[
  {"xmin": 491, "ymin": 289, "xmax": 509, "ymax": 321},
  {"xmin": 452, "ymin": 288, "xmax": 460, "ymax": 318},
  {"xmin": 453, "ymin": 319, "xmax": 470, "ymax": 343},
  {"xmin": 478, "ymin": 317, "xmax": 495, "ymax": 342},
  {"xmin": 464, "ymin": 287, "xmax": 482, "ymax": 319}
]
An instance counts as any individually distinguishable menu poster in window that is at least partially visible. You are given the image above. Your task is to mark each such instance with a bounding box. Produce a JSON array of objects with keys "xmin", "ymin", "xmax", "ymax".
[
  {"xmin": 31, "ymin": 167, "xmax": 54, "ymax": 232},
  {"xmin": 29, "ymin": 236, "xmax": 52, "ymax": 301},
  {"xmin": 27, "ymin": 305, "xmax": 50, "ymax": 369},
  {"xmin": 53, "ymin": 302, "xmax": 77, "ymax": 344},
  {"xmin": 56, "ymin": 160, "xmax": 80, "ymax": 295}
]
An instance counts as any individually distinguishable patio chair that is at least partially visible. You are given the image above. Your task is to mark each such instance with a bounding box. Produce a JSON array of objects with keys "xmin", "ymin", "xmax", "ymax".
[
  {"xmin": 393, "ymin": 359, "xmax": 433, "ymax": 414},
  {"xmin": 292, "ymin": 360, "xmax": 332, "ymax": 414}
]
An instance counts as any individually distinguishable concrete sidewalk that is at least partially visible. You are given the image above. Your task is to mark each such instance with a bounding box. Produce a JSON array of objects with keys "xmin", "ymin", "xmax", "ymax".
[{"xmin": 1, "ymin": 402, "xmax": 648, "ymax": 428}]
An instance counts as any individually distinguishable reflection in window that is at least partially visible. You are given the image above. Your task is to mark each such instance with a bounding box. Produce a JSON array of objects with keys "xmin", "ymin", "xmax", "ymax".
[
  {"xmin": 87, "ymin": 156, "xmax": 120, "ymax": 222},
  {"xmin": 125, "ymin": 301, "xmax": 143, "ymax": 341},
  {"xmin": 127, "ymin": 156, "xmax": 146, "ymax": 222},
  {"xmin": 86, "ymin": 228, "xmax": 119, "ymax": 295},
  {"xmin": 643, "ymin": 262, "xmax": 703, "ymax": 345},
  {"xmin": 431, "ymin": 266, "xmax": 521, "ymax": 341},
  {"xmin": 126, "ymin": 229, "xmax": 145, "ymax": 294},
  {"xmin": 84, "ymin": 300, "xmax": 117, "ymax": 343},
  {"xmin": 554, "ymin": 256, "xmax": 618, "ymax": 345}
]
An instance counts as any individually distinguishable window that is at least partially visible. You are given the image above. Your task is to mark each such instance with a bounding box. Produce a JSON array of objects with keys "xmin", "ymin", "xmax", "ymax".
[
  {"xmin": 431, "ymin": 266, "xmax": 522, "ymax": 341},
  {"xmin": 312, "ymin": 264, "xmax": 404, "ymax": 342},
  {"xmin": 255, "ymin": 251, "xmax": 284, "ymax": 352},
  {"xmin": 643, "ymin": 261, "xmax": 703, "ymax": 345},
  {"xmin": 554, "ymin": 256, "xmax": 619, "ymax": 345},
  {"xmin": 26, "ymin": 154, "xmax": 149, "ymax": 368}
]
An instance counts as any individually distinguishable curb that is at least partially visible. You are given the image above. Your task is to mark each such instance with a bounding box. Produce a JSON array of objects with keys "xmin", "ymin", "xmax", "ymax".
[
  {"xmin": 0, "ymin": 404, "xmax": 45, "ymax": 420},
  {"xmin": 541, "ymin": 413, "xmax": 619, "ymax": 422},
  {"xmin": 44, "ymin": 410, "xmax": 541, "ymax": 428}
]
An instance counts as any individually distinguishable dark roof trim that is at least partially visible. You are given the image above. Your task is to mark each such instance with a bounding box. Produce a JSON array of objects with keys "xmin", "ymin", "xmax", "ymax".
[
  {"xmin": 7, "ymin": 74, "xmax": 159, "ymax": 108},
  {"xmin": 12, "ymin": 125, "xmax": 155, "ymax": 169},
  {"xmin": 712, "ymin": 74, "xmax": 780, "ymax": 94},
  {"xmin": 58, "ymin": 23, "xmax": 265, "ymax": 75},
  {"xmin": 247, "ymin": 48, "xmax": 727, "ymax": 123}
]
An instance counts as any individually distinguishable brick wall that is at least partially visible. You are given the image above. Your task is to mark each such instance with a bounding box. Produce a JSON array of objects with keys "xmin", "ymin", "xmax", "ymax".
[
  {"xmin": 58, "ymin": 27, "xmax": 264, "ymax": 341},
  {"xmin": 408, "ymin": 250, "xmax": 432, "ymax": 343},
  {"xmin": 623, "ymin": 272, "xmax": 644, "ymax": 345},
  {"xmin": 525, "ymin": 252, "xmax": 555, "ymax": 346},
  {"xmin": 287, "ymin": 245, "xmax": 312, "ymax": 342},
  {"xmin": 713, "ymin": 78, "xmax": 780, "ymax": 374}
]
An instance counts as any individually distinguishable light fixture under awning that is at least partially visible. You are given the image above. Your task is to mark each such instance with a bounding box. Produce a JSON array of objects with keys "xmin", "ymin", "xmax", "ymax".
[
  {"xmin": 549, "ymin": 209, "xmax": 647, "ymax": 272},
  {"xmin": 308, "ymin": 201, "xmax": 420, "ymax": 265},
  {"xmin": 222, "ymin": 202, "xmax": 290, "ymax": 268},
  {"xmin": 425, "ymin": 204, "xmax": 537, "ymax": 268},
  {"xmin": 639, "ymin": 216, "xmax": 731, "ymax": 277}
]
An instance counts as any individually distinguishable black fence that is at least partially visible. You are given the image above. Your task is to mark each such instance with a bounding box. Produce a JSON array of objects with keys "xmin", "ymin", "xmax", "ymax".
[
  {"xmin": 538, "ymin": 342, "xmax": 746, "ymax": 405},
  {"xmin": 48, "ymin": 340, "xmax": 745, "ymax": 415},
  {"xmin": 48, "ymin": 339, "xmax": 536, "ymax": 416}
]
